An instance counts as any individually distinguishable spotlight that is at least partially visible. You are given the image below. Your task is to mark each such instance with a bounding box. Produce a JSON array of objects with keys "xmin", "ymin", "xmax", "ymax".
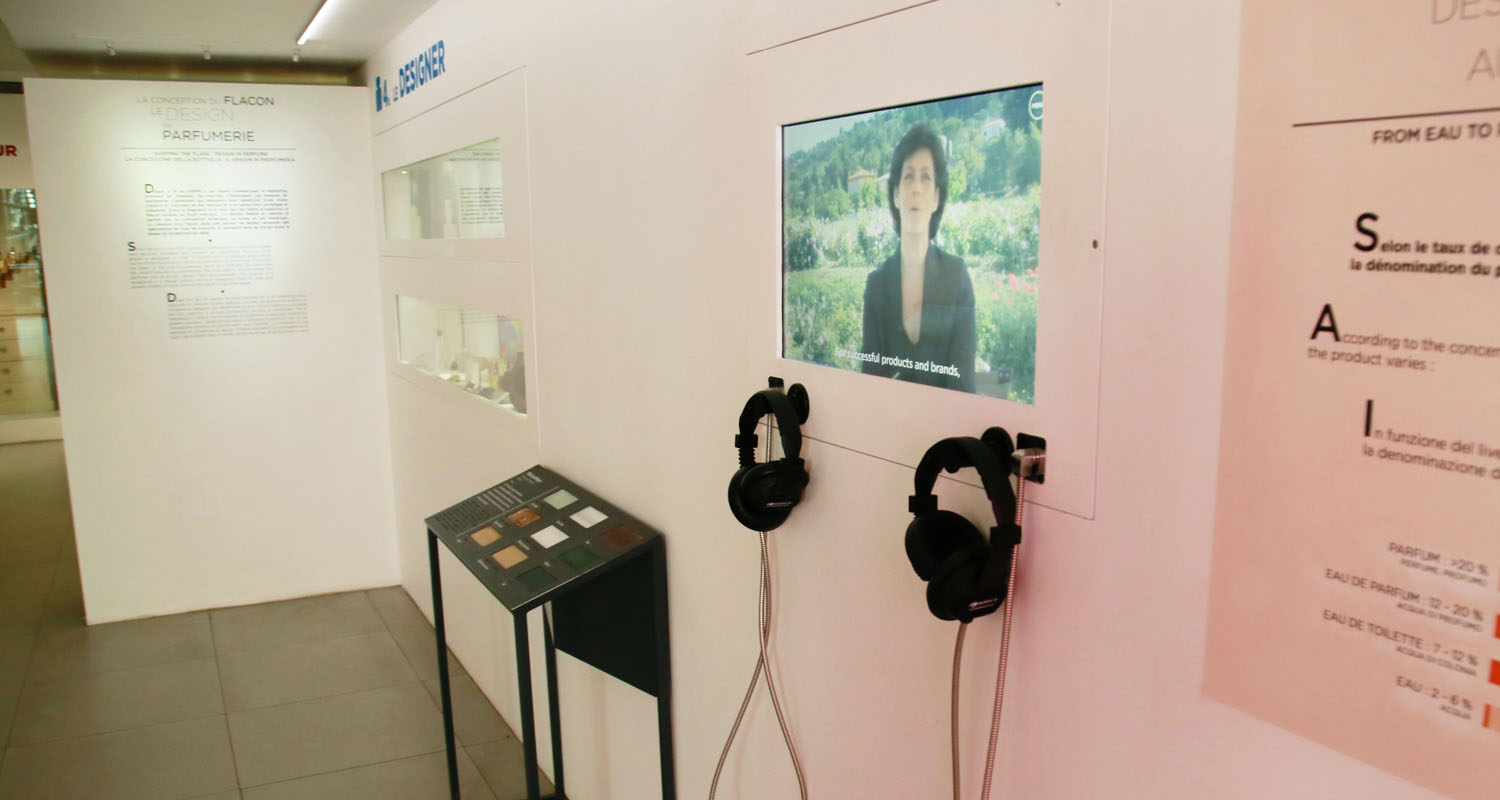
[
  {"xmin": 202, "ymin": 46, "xmax": 211, "ymax": 61},
  {"xmin": 292, "ymin": 46, "xmax": 301, "ymax": 63},
  {"xmin": 105, "ymin": 41, "xmax": 116, "ymax": 57}
]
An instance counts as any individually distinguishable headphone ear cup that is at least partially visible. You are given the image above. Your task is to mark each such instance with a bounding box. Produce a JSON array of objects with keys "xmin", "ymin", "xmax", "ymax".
[
  {"xmin": 905, "ymin": 510, "xmax": 983, "ymax": 580},
  {"xmin": 727, "ymin": 463, "xmax": 794, "ymax": 532},
  {"xmin": 926, "ymin": 544, "xmax": 988, "ymax": 621}
]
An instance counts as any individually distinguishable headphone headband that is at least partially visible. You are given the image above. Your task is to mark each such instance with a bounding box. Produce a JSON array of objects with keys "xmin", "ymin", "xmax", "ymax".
[
  {"xmin": 728, "ymin": 383, "xmax": 810, "ymax": 532},
  {"xmin": 736, "ymin": 389, "xmax": 803, "ymax": 465},
  {"xmin": 911, "ymin": 437, "xmax": 1014, "ymax": 524}
]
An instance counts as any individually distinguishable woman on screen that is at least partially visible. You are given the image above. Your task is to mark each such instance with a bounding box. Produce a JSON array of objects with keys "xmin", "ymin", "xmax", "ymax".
[{"xmin": 860, "ymin": 124, "xmax": 976, "ymax": 393}]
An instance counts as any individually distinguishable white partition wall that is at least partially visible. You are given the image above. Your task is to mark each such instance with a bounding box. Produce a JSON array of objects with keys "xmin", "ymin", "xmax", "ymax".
[
  {"xmin": 367, "ymin": 60, "xmax": 553, "ymax": 771},
  {"xmin": 367, "ymin": 1, "xmax": 1453, "ymax": 799},
  {"xmin": 25, "ymin": 79, "xmax": 398, "ymax": 623}
]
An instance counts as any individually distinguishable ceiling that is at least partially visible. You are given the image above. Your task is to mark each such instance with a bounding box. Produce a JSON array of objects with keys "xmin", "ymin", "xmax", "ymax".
[{"xmin": 0, "ymin": 0, "xmax": 440, "ymax": 82}]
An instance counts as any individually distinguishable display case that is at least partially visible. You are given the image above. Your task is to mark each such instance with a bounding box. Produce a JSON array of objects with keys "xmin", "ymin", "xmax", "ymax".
[
  {"xmin": 382, "ymin": 139, "xmax": 504, "ymax": 241},
  {"xmin": 396, "ymin": 294, "xmax": 526, "ymax": 414},
  {"xmin": 0, "ymin": 188, "xmax": 56, "ymax": 417}
]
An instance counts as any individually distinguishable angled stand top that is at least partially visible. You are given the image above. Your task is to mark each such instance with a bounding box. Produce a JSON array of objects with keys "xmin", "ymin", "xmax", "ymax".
[{"xmin": 425, "ymin": 464, "xmax": 663, "ymax": 615}]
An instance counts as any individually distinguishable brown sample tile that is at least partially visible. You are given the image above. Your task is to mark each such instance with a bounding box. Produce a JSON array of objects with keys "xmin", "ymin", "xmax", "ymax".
[
  {"xmin": 490, "ymin": 545, "xmax": 527, "ymax": 569},
  {"xmin": 469, "ymin": 526, "xmax": 501, "ymax": 547},
  {"xmin": 601, "ymin": 524, "xmax": 644, "ymax": 549}
]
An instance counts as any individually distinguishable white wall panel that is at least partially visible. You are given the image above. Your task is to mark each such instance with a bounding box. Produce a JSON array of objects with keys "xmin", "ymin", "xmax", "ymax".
[
  {"xmin": 367, "ymin": 0, "xmax": 1451, "ymax": 797},
  {"xmin": 26, "ymin": 79, "xmax": 397, "ymax": 622}
]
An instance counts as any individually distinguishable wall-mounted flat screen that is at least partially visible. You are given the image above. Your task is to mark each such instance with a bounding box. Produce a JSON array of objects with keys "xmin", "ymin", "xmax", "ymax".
[{"xmin": 782, "ymin": 85, "xmax": 1042, "ymax": 403}]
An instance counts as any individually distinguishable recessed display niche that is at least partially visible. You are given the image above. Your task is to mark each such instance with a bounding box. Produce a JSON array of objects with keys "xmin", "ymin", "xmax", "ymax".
[
  {"xmin": 382, "ymin": 138, "xmax": 504, "ymax": 240},
  {"xmin": 396, "ymin": 295, "xmax": 526, "ymax": 414}
]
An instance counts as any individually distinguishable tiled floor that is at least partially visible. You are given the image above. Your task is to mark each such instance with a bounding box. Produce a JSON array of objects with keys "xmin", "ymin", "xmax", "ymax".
[{"xmin": 0, "ymin": 440, "xmax": 546, "ymax": 799}]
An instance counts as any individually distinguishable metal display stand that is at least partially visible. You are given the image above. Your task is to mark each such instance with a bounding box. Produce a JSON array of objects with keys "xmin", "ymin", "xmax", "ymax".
[{"xmin": 424, "ymin": 465, "xmax": 676, "ymax": 800}]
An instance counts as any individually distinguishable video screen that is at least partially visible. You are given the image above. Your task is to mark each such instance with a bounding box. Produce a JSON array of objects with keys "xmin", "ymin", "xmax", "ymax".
[{"xmin": 781, "ymin": 84, "xmax": 1041, "ymax": 403}]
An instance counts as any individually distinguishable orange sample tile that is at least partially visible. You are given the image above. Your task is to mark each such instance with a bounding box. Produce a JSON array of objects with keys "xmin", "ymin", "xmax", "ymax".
[{"xmin": 507, "ymin": 507, "xmax": 541, "ymax": 527}]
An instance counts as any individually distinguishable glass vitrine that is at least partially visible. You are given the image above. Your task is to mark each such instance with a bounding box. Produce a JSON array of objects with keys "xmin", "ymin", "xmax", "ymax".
[
  {"xmin": 382, "ymin": 139, "xmax": 504, "ymax": 240},
  {"xmin": 396, "ymin": 295, "xmax": 525, "ymax": 414}
]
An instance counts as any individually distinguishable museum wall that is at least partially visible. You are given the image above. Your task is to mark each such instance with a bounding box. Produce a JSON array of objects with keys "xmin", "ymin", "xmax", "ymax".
[
  {"xmin": 26, "ymin": 80, "xmax": 400, "ymax": 622},
  {"xmin": 367, "ymin": 1, "xmax": 1445, "ymax": 798}
]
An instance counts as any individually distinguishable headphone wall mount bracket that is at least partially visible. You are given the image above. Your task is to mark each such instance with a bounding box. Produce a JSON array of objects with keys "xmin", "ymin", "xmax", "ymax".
[
  {"xmin": 1012, "ymin": 431, "xmax": 1047, "ymax": 484},
  {"xmin": 767, "ymin": 376, "xmax": 810, "ymax": 423}
]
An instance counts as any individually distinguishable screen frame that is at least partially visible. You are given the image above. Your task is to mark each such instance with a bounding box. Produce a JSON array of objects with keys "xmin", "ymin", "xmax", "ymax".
[{"xmin": 746, "ymin": 0, "xmax": 1108, "ymax": 519}]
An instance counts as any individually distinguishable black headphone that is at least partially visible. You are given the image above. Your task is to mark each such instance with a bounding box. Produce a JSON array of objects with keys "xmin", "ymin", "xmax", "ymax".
[
  {"xmin": 905, "ymin": 428, "xmax": 1020, "ymax": 622},
  {"xmin": 727, "ymin": 381, "xmax": 810, "ymax": 531}
]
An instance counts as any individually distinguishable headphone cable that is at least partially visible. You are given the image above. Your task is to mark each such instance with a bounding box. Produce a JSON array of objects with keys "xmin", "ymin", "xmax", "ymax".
[
  {"xmin": 950, "ymin": 621, "xmax": 969, "ymax": 800},
  {"xmin": 955, "ymin": 460, "xmax": 1031, "ymax": 800},
  {"xmin": 709, "ymin": 422, "xmax": 809, "ymax": 800},
  {"xmin": 979, "ymin": 545, "xmax": 1019, "ymax": 800}
]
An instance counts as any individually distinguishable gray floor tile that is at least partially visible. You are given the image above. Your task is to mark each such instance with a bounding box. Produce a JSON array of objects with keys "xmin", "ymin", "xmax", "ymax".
[
  {"xmin": 49, "ymin": 560, "xmax": 80, "ymax": 596},
  {"xmin": 422, "ymin": 674, "xmax": 514, "ymax": 746},
  {"xmin": 210, "ymin": 592, "xmax": 385, "ymax": 656},
  {"xmin": 0, "ymin": 680, "xmax": 18, "ymax": 751},
  {"xmin": 366, "ymin": 586, "xmax": 431, "ymax": 631},
  {"xmin": 388, "ymin": 621, "xmax": 467, "ymax": 684},
  {"xmin": 0, "ymin": 564, "xmax": 55, "ymax": 601},
  {"xmin": 0, "ymin": 534, "xmax": 62, "ymax": 568},
  {"xmin": 0, "ymin": 715, "xmax": 238, "ymax": 800},
  {"xmin": 0, "ymin": 633, "xmax": 31, "ymax": 684},
  {"xmin": 10, "ymin": 657, "xmax": 223, "ymax": 745},
  {"xmin": 35, "ymin": 592, "xmax": 83, "ymax": 634},
  {"xmin": 241, "ymin": 749, "xmax": 493, "ymax": 800},
  {"xmin": 0, "ymin": 596, "xmax": 43, "ymax": 642},
  {"xmin": 467, "ymin": 737, "xmax": 555, "ymax": 800},
  {"xmin": 0, "ymin": 636, "xmax": 29, "ymax": 686},
  {"xmin": 227, "ymin": 683, "xmax": 446, "ymax": 787},
  {"xmin": 219, "ymin": 631, "xmax": 417, "ymax": 711},
  {"xmin": 27, "ymin": 611, "xmax": 213, "ymax": 681},
  {"xmin": 0, "ymin": 506, "xmax": 72, "ymax": 538},
  {"xmin": 0, "ymin": 589, "xmax": 84, "ymax": 643}
]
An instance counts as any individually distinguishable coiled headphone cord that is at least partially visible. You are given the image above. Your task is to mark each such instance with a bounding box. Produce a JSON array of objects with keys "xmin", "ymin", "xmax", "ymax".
[
  {"xmin": 952, "ymin": 464, "xmax": 1030, "ymax": 800},
  {"xmin": 709, "ymin": 426, "xmax": 809, "ymax": 800}
]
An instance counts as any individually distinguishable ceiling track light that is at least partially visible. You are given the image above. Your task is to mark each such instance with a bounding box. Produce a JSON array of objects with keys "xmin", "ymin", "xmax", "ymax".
[
  {"xmin": 104, "ymin": 41, "xmax": 116, "ymax": 57},
  {"xmin": 202, "ymin": 45, "xmax": 212, "ymax": 61},
  {"xmin": 297, "ymin": 0, "xmax": 335, "ymax": 47},
  {"xmin": 292, "ymin": 46, "xmax": 301, "ymax": 63}
]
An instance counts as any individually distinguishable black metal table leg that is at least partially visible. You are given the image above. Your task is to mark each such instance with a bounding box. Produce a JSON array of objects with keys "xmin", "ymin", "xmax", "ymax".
[
  {"xmin": 543, "ymin": 610, "xmax": 565, "ymax": 797},
  {"xmin": 651, "ymin": 542, "xmax": 676, "ymax": 800},
  {"xmin": 428, "ymin": 530, "xmax": 461, "ymax": 800},
  {"xmin": 515, "ymin": 611, "xmax": 542, "ymax": 800}
]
